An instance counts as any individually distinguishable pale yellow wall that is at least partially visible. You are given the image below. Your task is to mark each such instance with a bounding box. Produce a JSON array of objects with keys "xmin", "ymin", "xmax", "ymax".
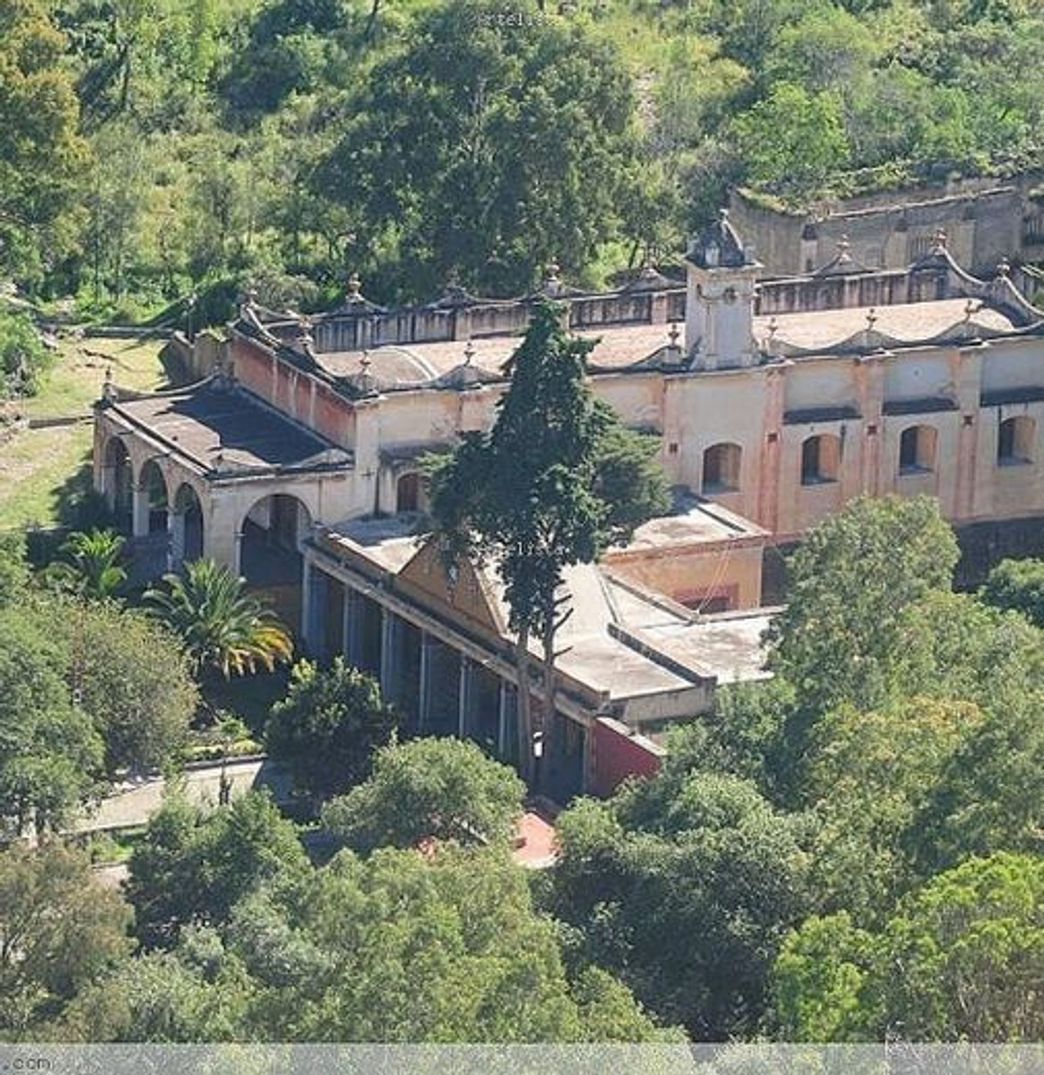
[{"xmin": 607, "ymin": 544, "xmax": 764, "ymax": 611}]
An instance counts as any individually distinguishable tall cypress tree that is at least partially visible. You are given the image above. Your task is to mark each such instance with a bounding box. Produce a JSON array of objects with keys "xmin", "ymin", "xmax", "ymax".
[{"xmin": 428, "ymin": 300, "xmax": 668, "ymax": 783}]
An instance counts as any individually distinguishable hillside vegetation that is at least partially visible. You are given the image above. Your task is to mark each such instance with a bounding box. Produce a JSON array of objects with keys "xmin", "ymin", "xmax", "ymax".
[{"xmin": 4, "ymin": 0, "xmax": 1043, "ymax": 321}]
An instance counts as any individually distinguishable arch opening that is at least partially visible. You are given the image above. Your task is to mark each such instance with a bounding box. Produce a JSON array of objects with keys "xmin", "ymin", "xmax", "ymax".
[
  {"xmin": 104, "ymin": 437, "xmax": 133, "ymax": 533},
  {"xmin": 899, "ymin": 425, "xmax": 937, "ymax": 475},
  {"xmin": 172, "ymin": 483, "xmax": 204, "ymax": 566},
  {"xmin": 239, "ymin": 493, "xmax": 313, "ymax": 637},
  {"xmin": 138, "ymin": 459, "xmax": 170, "ymax": 534},
  {"xmin": 998, "ymin": 416, "xmax": 1035, "ymax": 466},
  {"xmin": 801, "ymin": 434, "xmax": 841, "ymax": 485},
  {"xmin": 702, "ymin": 443, "xmax": 742, "ymax": 494}
]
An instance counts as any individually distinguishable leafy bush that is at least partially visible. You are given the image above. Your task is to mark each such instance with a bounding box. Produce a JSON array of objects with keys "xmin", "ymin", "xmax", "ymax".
[{"xmin": 0, "ymin": 310, "xmax": 52, "ymax": 398}]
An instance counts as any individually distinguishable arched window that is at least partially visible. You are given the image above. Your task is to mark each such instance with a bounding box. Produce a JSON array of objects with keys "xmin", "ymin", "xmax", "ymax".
[
  {"xmin": 899, "ymin": 425, "xmax": 937, "ymax": 474},
  {"xmin": 396, "ymin": 471, "xmax": 421, "ymax": 513},
  {"xmin": 801, "ymin": 434, "xmax": 841, "ymax": 485},
  {"xmin": 998, "ymin": 416, "xmax": 1035, "ymax": 466},
  {"xmin": 702, "ymin": 443, "xmax": 742, "ymax": 493}
]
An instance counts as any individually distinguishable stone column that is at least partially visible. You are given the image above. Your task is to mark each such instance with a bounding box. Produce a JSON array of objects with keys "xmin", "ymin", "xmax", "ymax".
[
  {"xmin": 497, "ymin": 680, "xmax": 509, "ymax": 758},
  {"xmin": 418, "ymin": 631, "xmax": 434, "ymax": 731},
  {"xmin": 457, "ymin": 655, "xmax": 473, "ymax": 738},
  {"xmin": 343, "ymin": 589, "xmax": 364, "ymax": 666},
  {"xmin": 168, "ymin": 510, "xmax": 186, "ymax": 573},
  {"xmin": 300, "ymin": 563, "xmax": 315, "ymax": 653},
  {"xmin": 131, "ymin": 482, "xmax": 150, "ymax": 538},
  {"xmin": 380, "ymin": 609, "xmax": 396, "ymax": 697}
]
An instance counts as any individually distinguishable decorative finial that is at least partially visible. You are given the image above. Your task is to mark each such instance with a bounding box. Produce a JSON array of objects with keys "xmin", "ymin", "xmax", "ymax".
[
  {"xmin": 295, "ymin": 317, "xmax": 315, "ymax": 357},
  {"xmin": 463, "ymin": 338, "xmax": 475, "ymax": 366},
  {"xmin": 866, "ymin": 307, "xmax": 878, "ymax": 331},
  {"xmin": 996, "ymin": 258, "xmax": 1010, "ymax": 278},
  {"xmin": 546, "ymin": 260, "xmax": 561, "ymax": 283},
  {"xmin": 767, "ymin": 316, "xmax": 779, "ymax": 339},
  {"xmin": 667, "ymin": 322, "xmax": 680, "ymax": 349},
  {"xmin": 933, "ymin": 229, "xmax": 948, "ymax": 252},
  {"xmin": 718, "ymin": 207, "xmax": 730, "ymax": 224},
  {"xmin": 102, "ymin": 364, "xmax": 117, "ymax": 402},
  {"xmin": 360, "ymin": 350, "xmax": 371, "ymax": 372},
  {"xmin": 838, "ymin": 235, "xmax": 851, "ymax": 257},
  {"xmin": 244, "ymin": 283, "xmax": 259, "ymax": 307},
  {"xmin": 347, "ymin": 272, "xmax": 362, "ymax": 299}
]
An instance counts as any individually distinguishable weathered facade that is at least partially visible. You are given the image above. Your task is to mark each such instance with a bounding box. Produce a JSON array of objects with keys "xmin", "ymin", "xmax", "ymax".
[
  {"xmin": 730, "ymin": 172, "xmax": 1044, "ymax": 281},
  {"xmin": 93, "ymin": 211, "xmax": 1044, "ymax": 800}
]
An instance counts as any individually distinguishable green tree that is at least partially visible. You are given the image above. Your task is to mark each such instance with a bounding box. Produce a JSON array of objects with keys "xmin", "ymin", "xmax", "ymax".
[
  {"xmin": 911, "ymin": 689, "xmax": 1044, "ymax": 875},
  {"xmin": 126, "ymin": 791, "xmax": 308, "ymax": 949},
  {"xmin": 0, "ymin": 606, "xmax": 103, "ymax": 836},
  {"xmin": 766, "ymin": 496, "xmax": 959, "ymax": 721},
  {"xmin": 0, "ymin": 310, "xmax": 52, "ymax": 398},
  {"xmin": 37, "ymin": 597, "xmax": 198, "ymax": 775},
  {"xmin": 145, "ymin": 559, "xmax": 293, "ymax": 680},
  {"xmin": 771, "ymin": 853, "xmax": 1044, "ymax": 1041},
  {"xmin": 44, "ymin": 528, "xmax": 127, "ymax": 600},
  {"xmin": 428, "ymin": 301, "xmax": 668, "ymax": 778},
  {"xmin": 265, "ymin": 657, "xmax": 397, "ymax": 802},
  {"xmin": 227, "ymin": 845, "xmax": 669, "ymax": 1041},
  {"xmin": 804, "ymin": 696, "xmax": 985, "ymax": 920},
  {"xmin": 551, "ymin": 771, "xmax": 809, "ymax": 1038},
  {"xmin": 0, "ymin": 842, "xmax": 131, "ymax": 1037},
  {"xmin": 877, "ymin": 852, "xmax": 1044, "ymax": 1041},
  {"xmin": 0, "ymin": 0, "xmax": 87, "ymax": 284},
  {"xmin": 317, "ymin": 0, "xmax": 639, "ymax": 299},
  {"xmin": 731, "ymin": 81, "xmax": 850, "ymax": 204},
  {"xmin": 770, "ymin": 912, "xmax": 873, "ymax": 1042},
  {"xmin": 980, "ymin": 557, "xmax": 1044, "ymax": 628},
  {"xmin": 322, "ymin": 737, "xmax": 526, "ymax": 853},
  {"xmin": 0, "ymin": 530, "xmax": 29, "ymax": 607}
]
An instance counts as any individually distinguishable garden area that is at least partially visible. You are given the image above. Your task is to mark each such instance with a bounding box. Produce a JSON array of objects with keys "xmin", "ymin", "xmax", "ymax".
[{"xmin": 0, "ymin": 332, "xmax": 168, "ymax": 530}]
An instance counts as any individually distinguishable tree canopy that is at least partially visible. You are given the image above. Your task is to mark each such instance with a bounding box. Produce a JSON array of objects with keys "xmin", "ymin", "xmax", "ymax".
[
  {"xmin": 322, "ymin": 736, "xmax": 527, "ymax": 853},
  {"xmin": 265, "ymin": 657, "xmax": 397, "ymax": 802},
  {"xmin": 771, "ymin": 853, "xmax": 1044, "ymax": 1042},
  {"xmin": 72, "ymin": 843, "xmax": 673, "ymax": 1043},
  {"xmin": 0, "ymin": 841, "xmax": 131, "ymax": 1037},
  {"xmin": 126, "ymin": 790, "xmax": 309, "ymax": 950}
]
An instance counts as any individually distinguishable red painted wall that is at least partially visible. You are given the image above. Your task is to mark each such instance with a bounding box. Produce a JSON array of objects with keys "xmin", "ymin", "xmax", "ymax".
[{"xmin": 591, "ymin": 717, "xmax": 665, "ymax": 798}]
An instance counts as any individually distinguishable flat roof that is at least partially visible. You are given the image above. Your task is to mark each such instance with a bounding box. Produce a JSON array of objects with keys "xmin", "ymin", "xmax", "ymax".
[
  {"xmin": 321, "ymin": 515, "xmax": 772, "ymax": 700},
  {"xmin": 636, "ymin": 610, "xmax": 774, "ymax": 684},
  {"xmin": 313, "ymin": 298, "xmax": 1015, "ymax": 384},
  {"xmin": 108, "ymin": 384, "xmax": 352, "ymax": 477},
  {"xmin": 616, "ymin": 495, "xmax": 767, "ymax": 552}
]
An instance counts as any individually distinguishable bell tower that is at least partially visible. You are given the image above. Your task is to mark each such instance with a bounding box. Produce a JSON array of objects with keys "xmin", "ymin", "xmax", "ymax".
[{"xmin": 685, "ymin": 209, "xmax": 761, "ymax": 371}]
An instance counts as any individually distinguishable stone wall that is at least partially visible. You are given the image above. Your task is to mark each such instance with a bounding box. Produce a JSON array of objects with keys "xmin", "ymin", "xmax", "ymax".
[{"xmin": 731, "ymin": 172, "xmax": 1044, "ymax": 279}]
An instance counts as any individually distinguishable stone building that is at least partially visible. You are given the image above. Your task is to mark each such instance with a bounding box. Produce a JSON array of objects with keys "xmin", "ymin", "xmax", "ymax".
[
  {"xmin": 93, "ymin": 211, "xmax": 1044, "ymax": 800},
  {"xmin": 730, "ymin": 171, "xmax": 1044, "ymax": 280}
]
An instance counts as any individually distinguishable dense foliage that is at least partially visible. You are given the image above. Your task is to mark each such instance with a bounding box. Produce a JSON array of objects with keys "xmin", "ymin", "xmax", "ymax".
[
  {"xmin": 549, "ymin": 496, "xmax": 1044, "ymax": 1040},
  {"xmin": 67, "ymin": 839, "xmax": 672, "ymax": 1042},
  {"xmin": 0, "ymin": 539, "xmax": 197, "ymax": 834},
  {"xmin": 266, "ymin": 657, "xmax": 398, "ymax": 801},
  {"xmin": 6, "ymin": 0, "xmax": 1040, "ymax": 316},
  {"xmin": 322, "ymin": 737, "xmax": 526, "ymax": 852}
]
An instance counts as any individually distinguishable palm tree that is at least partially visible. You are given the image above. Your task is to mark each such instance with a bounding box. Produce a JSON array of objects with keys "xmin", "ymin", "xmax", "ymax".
[
  {"xmin": 144, "ymin": 559, "xmax": 293, "ymax": 679},
  {"xmin": 45, "ymin": 528, "xmax": 127, "ymax": 599}
]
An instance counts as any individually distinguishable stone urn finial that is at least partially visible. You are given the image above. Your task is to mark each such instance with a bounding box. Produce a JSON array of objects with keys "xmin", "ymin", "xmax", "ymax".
[{"xmin": 102, "ymin": 364, "xmax": 117, "ymax": 403}]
